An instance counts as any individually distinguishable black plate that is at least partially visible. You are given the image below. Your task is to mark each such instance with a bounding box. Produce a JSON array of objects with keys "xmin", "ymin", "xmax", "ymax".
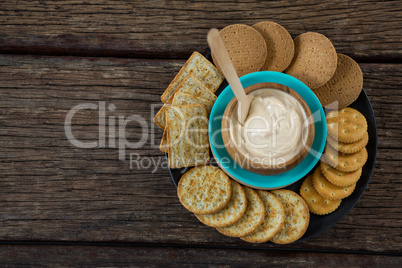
[{"xmin": 166, "ymin": 55, "xmax": 377, "ymax": 242}]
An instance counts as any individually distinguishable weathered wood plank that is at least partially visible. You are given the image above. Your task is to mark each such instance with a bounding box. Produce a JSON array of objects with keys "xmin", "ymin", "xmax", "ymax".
[
  {"xmin": 0, "ymin": 0, "xmax": 401, "ymax": 60},
  {"xmin": 0, "ymin": 244, "xmax": 400, "ymax": 267},
  {"xmin": 0, "ymin": 55, "xmax": 400, "ymax": 253}
]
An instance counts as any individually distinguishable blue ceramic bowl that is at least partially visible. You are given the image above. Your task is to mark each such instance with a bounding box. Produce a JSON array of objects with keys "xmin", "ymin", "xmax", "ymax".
[{"xmin": 209, "ymin": 71, "xmax": 327, "ymax": 189}]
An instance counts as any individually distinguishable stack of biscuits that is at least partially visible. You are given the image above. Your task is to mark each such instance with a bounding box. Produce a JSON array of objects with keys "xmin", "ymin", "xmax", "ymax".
[
  {"xmin": 153, "ymin": 52, "xmax": 224, "ymax": 168},
  {"xmin": 177, "ymin": 165, "xmax": 310, "ymax": 244},
  {"xmin": 300, "ymin": 107, "xmax": 369, "ymax": 215},
  {"xmin": 215, "ymin": 22, "xmax": 363, "ymax": 110}
]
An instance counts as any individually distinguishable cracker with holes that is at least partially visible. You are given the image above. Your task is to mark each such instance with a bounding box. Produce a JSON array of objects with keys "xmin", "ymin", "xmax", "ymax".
[
  {"xmin": 312, "ymin": 167, "xmax": 356, "ymax": 200},
  {"xmin": 252, "ymin": 21, "xmax": 294, "ymax": 72},
  {"xmin": 312, "ymin": 53, "xmax": 363, "ymax": 109},
  {"xmin": 240, "ymin": 190, "xmax": 285, "ymax": 243},
  {"xmin": 216, "ymin": 187, "xmax": 265, "ymax": 237},
  {"xmin": 270, "ymin": 190, "xmax": 309, "ymax": 244},
  {"xmin": 320, "ymin": 161, "xmax": 362, "ymax": 187},
  {"xmin": 195, "ymin": 181, "xmax": 247, "ymax": 228},
  {"xmin": 285, "ymin": 32, "xmax": 337, "ymax": 89},
  {"xmin": 326, "ymin": 107, "xmax": 368, "ymax": 143},
  {"xmin": 177, "ymin": 166, "xmax": 232, "ymax": 215},
  {"xmin": 327, "ymin": 132, "xmax": 368, "ymax": 154},
  {"xmin": 324, "ymin": 145, "xmax": 368, "ymax": 172},
  {"xmin": 212, "ymin": 24, "xmax": 267, "ymax": 77},
  {"xmin": 300, "ymin": 174, "xmax": 342, "ymax": 215}
]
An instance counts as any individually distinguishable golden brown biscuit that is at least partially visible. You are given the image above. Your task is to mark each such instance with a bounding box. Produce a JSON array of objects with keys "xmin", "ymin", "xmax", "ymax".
[
  {"xmin": 323, "ymin": 145, "xmax": 368, "ymax": 172},
  {"xmin": 252, "ymin": 21, "xmax": 294, "ymax": 72},
  {"xmin": 312, "ymin": 167, "xmax": 356, "ymax": 200},
  {"xmin": 312, "ymin": 53, "xmax": 363, "ymax": 109},
  {"xmin": 327, "ymin": 108, "xmax": 368, "ymax": 143},
  {"xmin": 213, "ymin": 24, "xmax": 267, "ymax": 77},
  {"xmin": 320, "ymin": 161, "xmax": 362, "ymax": 187},
  {"xmin": 285, "ymin": 32, "xmax": 337, "ymax": 89},
  {"xmin": 327, "ymin": 132, "xmax": 368, "ymax": 154},
  {"xmin": 300, "ymin": 174, "xmax": 342, "ymax": 215}
]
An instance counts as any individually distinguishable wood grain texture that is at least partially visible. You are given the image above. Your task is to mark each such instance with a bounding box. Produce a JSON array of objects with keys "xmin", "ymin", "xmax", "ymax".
[
  {"xmin": 0, "ymin": 0, "xmax": 401, "ymax": 61},
  {"xmin": 0, "ymin": 244, "xmax": 400, "ymax": 267},
  {"xmin": 0, "ymin": 55, "xmax": 401, "ymax": 255}
]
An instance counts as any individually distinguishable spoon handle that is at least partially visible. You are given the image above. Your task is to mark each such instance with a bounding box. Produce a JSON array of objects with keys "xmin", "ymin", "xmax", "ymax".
[{"xmin": 207, "ymin": 28, "xmax": 246, "ymax": 100}]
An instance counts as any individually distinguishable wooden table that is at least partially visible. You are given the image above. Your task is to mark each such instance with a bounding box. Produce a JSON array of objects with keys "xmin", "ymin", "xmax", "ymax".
[{"xmin": 0, "ymin": 1, "xmax": 401, "ymax": 266}]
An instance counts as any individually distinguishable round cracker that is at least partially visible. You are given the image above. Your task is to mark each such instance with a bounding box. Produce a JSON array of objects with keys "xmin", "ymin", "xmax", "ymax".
[
  {"xmin": 285, "ymin": 32, "xmax": 337, "ymax": 89},
  {"xmin": 212, "ymin": 24, "xmax": 267, "ymax": 77},
  {"xmin": 312, "ymin": 53, "xmax": 363, "ymax": 109},
  {"xmin": 195, "ymin": 181, "xmax": 247, "ymax": 228},
  {"xmin": 252, "ymin": 21, "xmax": 294, "ymax": 72},
  {"xmin": 312, "ymin": 167, "xmax": 356, "ymax": 200},
  {"xmin": 327, "ymin": 132, "xmax": 368, "ymax": 154},
  {"xmin": 270, "ymin": 190, "xmax": 309, "ymax": 244},
  {"xmin": 324, "ymin": 145, "xmax": 368, "ymax": 172},
  {"xmin": 177, "ymin": 166, "xmax": 232, "ymax": 215},
  {"xmin": 326, "ymin": 107, "xmax": 368, "ymax": 143},
  {"xmin": 240, "ymin": 190, "xmax": 285, "ymax": 243},
  {"xmin": 320, "ymin": 161, "xmax": 362, "ymax": 187},
  {"xmin": 216, "ymin": 187, "xmax": 265, "ymax": 237},
  {"xmin": 300, "ymin": 174, "xmax": 342, "ymax": 215}
]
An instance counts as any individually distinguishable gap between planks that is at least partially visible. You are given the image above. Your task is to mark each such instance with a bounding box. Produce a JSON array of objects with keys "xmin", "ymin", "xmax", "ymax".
[{"xmin": 0, "ymin": 240, "xmax": 400, "ymax": 257}]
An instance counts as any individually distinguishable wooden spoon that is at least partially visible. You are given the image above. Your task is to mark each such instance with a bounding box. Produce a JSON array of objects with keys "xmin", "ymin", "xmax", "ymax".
[{"xmin": 207, "ymin": 28, "xmax": 254, "ymax": 125}]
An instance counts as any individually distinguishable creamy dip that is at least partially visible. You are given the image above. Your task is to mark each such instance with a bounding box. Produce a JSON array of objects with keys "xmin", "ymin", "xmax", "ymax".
[{"xmin": 229, "ymin": 88, "xmax": 307, "ymax": 167}]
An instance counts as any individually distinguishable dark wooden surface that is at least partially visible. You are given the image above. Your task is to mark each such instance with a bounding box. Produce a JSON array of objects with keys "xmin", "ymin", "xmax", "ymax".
[
  {"xmin": 1, "ymin": 0, "xmax": 401, "ymax": 61},
  {"xmin": 0, "ymin": 0, "xmax": 401, "ymax": 266}
]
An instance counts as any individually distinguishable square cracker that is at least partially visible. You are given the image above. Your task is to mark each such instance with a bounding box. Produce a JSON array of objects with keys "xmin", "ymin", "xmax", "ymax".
[
  {"xmin": 159, "ymin": 125, "xmax": 169, "ymax": 153},
  {"xmin": 166, "ymin": 72, "xmax": 217, "ymax": 104},
  {"xmin": 172, "ymin": 92, "xmax": 214, "ymax": 115},
  {"xmin": 154, "ymin": 90, "xmax": 213, "ymax": 132},
  {"xmin": 159, "ymin": 92, "xmax": 213, "ymax": 152},
  {"xmin": 153, "ymin": 103, "xmax": 170, "ymax": 130},
  {"xmin": 153, "ymin": 72, "xmax": 217, "ymax": 130},
  {"xmin": 166, "ymin": 104, "xmax": 209, "ymax": 169},
  {"xmin": 161, "ymin": 51, "xmax": 224, "ymax": 103}
]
